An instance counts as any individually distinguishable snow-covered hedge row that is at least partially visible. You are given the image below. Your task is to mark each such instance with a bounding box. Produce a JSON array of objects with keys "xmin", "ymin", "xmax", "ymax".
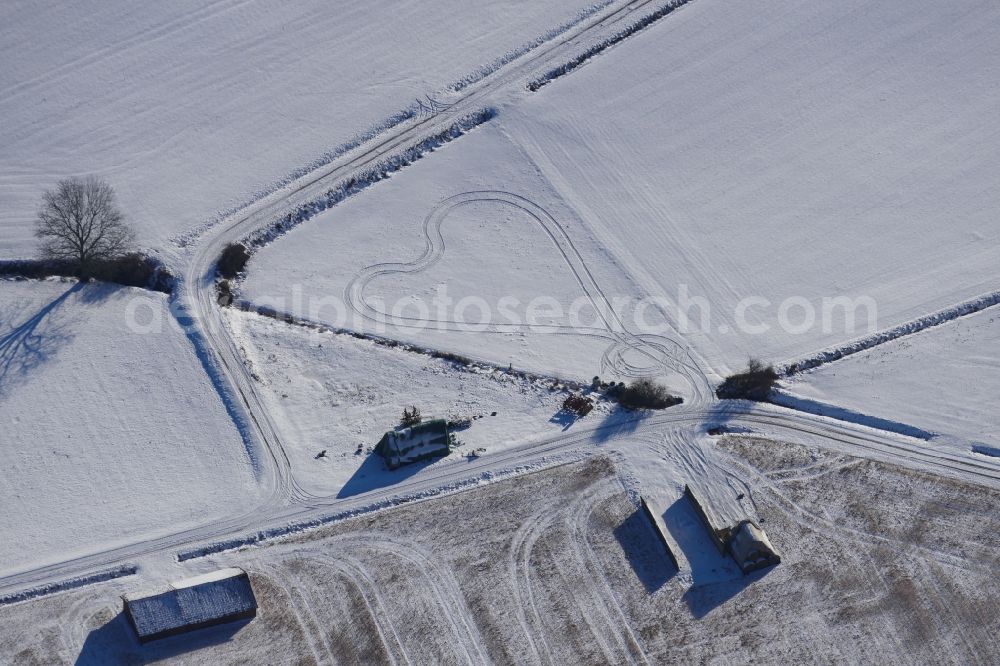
[
  {"xmin": 528, "ymin": 0, "xmax": 693, "ymax": 92},
  {"xmin": 0, "ymin": 564, "xmax": 137, "ymax": 606},
  {"xmin": 783, "ymin": 289, "xmax": 1000, "ymax": 376},
  {"xmin": 449, "ymin": 0, "xmax": 616, "ymax": 92},
  {"xmin": 241, "ymin": 108, "xmax": 496, "ymax": 251},
  {"xmin": 0, "ymin": 254, "xmax": 174, "ymax": 293},
  {"xmin": 172, "ymin": 107, "xmax": 419, "ymax": 248}
]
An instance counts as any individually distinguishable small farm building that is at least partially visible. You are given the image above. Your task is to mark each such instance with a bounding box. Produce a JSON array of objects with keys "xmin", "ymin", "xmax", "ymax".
[
  {"xmin": 684, "ymin": 484, "xmax": 780, "ymax": 574},
  {"xmin": 122, "ymin": 567, "xmax": 257, "ymax": 644},
  {"xmin": 729, "ymin": 520, "xmax": 782, "ymax": 574},
  {"xmin": 376, "ymin": 418, "xmax": 451, "ymax": 469}
]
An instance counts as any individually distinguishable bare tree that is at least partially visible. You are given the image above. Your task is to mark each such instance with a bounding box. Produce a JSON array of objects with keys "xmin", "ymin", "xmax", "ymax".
[{"xmin": 35, "ymin": 176, "xmax": 134, "ymax": 278}]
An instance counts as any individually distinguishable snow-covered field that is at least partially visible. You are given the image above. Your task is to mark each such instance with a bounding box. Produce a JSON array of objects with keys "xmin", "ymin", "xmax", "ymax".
[
  {"xmin": 0, "ymin": 0, "xmax": 612, "ymax": 260},
  {"xmin": 224, "ymin": 307, "xmax": 621, "ymax": 496},
  {"xmin": 782, "ymin": 306, "xmax": 1000, "ymax": 450},
  {"xmin": 3, "ymin": 446, "xmax": 997, "ymax": 664},
  {"xmin": 3, "ymin": 0, "xmax": 999, "ymax": 661},
  {"xmin": 243, "ymin": 0, "xmax": 1000, "ymax": 381},
  {"xmin": 240, "ymin": 125, "xmax": 656, "ymax": 384},
  {"xmin": 0, "ymin": 280, "xmax": 259, "ymax": 577}
]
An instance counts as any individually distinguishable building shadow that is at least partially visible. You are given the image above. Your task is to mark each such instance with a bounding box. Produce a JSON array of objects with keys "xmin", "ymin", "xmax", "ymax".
[
  {"xmin": 613, "ymin": 507, "xmax": 676, "ymax": 593},
  {"xmin": 75, "ymin": 611, "xmax": 251, "ymax": 665},
  {"xmin": 336, "ymin": 450, "xmax": 434, "ymax": 498},
  {"xmin": 680, "ymin": 566, "xmax": 773, "ymax": 620},
  {"xmin": 0, "ymin": 282, "xmax": 80, "ymax": 395}
]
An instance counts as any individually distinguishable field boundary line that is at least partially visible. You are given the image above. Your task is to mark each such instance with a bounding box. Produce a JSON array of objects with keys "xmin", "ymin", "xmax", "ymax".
[{"xmin": 782, "ymin": 288, "xmax": 1000, "ymax": 376}]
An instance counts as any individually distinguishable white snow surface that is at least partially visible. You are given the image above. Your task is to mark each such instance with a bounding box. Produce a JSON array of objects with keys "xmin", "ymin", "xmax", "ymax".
[
  {"xmin": 783, "ymin": 306, "xmax": 1000, "ymax": 449},
  {"xmin": 0, "ymin": 280, "xmax": 259, "ymax": 577},
  {"xmin": 243, "ymin": 0, "xmax": 1000, "ymax": 381},
  {"xmin": 224, "ymin": 307, "xmax": 617, "ymax": 497},
  {"xmin": 506, "ymin": 0, "xmax": 1000, "ymax": 375},
  {"xmin": 241, "ymin": 124, "xmax": 645, "ymax": 384},
  {"xmin": 0, "ymin": 0, "xmax": 610, "ymax": 260}
]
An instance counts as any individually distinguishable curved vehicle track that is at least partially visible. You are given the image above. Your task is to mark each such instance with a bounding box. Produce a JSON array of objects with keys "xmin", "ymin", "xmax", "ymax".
[
  {"xmin": 564, "ymin": 485, "xmax": 650, "ymax": 665},
  {"xmin": 507, "ymin": 508, "xmax": 560, "ymax": 665},
  {"xmin": 345, "ymin": 190, "xmax": 711, "ymax": 399},
  {"xmin": 170, "ymin": 0, "xmax": 706, "ymax": 511}
]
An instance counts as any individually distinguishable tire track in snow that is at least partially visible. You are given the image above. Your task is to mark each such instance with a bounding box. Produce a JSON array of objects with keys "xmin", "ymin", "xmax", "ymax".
[
  {"xmin": 565, "ymin": 486, "xmax": 649, "ymax": 665},
  {"xmin": 255, "ymin": 562, "xmax": 332, "ymax": 665},
  {"xmin": 345, "ymin": 190, "xmax": 710, "ymax": 397},
  {"xmin": 341, "ymin": 536, "xmax": 490, "ymax": 666},
  {"xmin": 304, "ymin": 553, "xmax": 413, "ymax": 666},
  {"xmin": 507, "ymin": 509, "xmax": 560, "ymax": 665},
  {"xmin": 173, "ymin": 0, "xmax": 697, "ymax": 518},
  {"xmin": 507, "ymin": 482, "xmax": 646, "ymax": 665},
  {"xmin": 723, "ymin": 449, "xmax": 991, "ymax": 575}
]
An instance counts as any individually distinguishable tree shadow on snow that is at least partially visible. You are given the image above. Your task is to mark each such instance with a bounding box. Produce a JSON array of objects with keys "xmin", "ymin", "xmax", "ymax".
[
  {"xmin": 549, "ymin": 408, "xmax": 579, "ymax": 431},
  {"xmin": 74, "ymin": 281, "xmax": 119, "ymax": 306},
  {"xmin": 336, "ymin": 450, "xmax": 436, "ymax": 499},
  {"xmin": 613, "ymin": 507, "xmax": 676, "ymax": 593},
  {"xmin": 700, "ymin": 398, "xmax": 754, "ymax": 434},
  {"xmin": 75, "ymin": 611, "xmax": 251, "ymax": 665},
  {"xmin": 590, "ymin": 406, "xmax": 645, "ymax": 444},
  {"xmin": 0, "ymin": 282, "xmax": 81, "ymax": 396}
]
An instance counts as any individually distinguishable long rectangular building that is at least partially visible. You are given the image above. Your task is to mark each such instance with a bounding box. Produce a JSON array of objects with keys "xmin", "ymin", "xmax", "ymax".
[{"xmin": 122, "ymin": 567, "xmax": 257, "ymax": 643}]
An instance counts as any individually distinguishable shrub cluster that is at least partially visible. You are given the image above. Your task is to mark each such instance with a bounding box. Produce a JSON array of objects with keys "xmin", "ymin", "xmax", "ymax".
[
  {"xmin": 716, "ymin": 358, "xmax": 778, "ymax": 401},
  {"xmin": 90, "ymin": 253, "xmax": 173, "ymax": 291},
  {"xmin": 401, "ymin": 406, "xmax": 422, "ymax": 427},
  {"xmin": 563, "ymin": 393, "xmax": 594, "ymax": 416},
  {"xmin": 0, "ymin": 253, "xmax": 173, "ymax": 292},
  {"xmin": 616, "ymin": 379, "xmax": 682, "ymax": 410},
  {"xmin": 217, "ymin": 242, "xmax": 250, "ymax": 279}
]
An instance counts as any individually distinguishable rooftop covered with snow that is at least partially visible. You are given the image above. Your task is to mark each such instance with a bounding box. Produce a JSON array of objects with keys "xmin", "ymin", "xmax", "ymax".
[{"xmin": 122, "ymin": 568, "xmax": 257, "ymax": 643}]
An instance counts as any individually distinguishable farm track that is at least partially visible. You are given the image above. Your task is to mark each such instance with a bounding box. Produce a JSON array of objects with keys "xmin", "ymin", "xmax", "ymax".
[
  {"xmin": 3, "ymin": 401, "xmax": 1000, "ymax": 603},
  {"xmin": 172, "ymin": 0, "xmax": 696, "ymax": 513},
  {"xmin": 565, "ymin": 486, "xmax": 649, "ymax": 665}
]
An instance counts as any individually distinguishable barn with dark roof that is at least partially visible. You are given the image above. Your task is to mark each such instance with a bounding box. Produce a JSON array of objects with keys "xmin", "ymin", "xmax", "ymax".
[
  {"xmin": 376, "ymin": 418, "xmax": 451, "ymax": 469},
  {"xmin": 122, "ymin": 567, "xmax": 257, "ymax": 643}
]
